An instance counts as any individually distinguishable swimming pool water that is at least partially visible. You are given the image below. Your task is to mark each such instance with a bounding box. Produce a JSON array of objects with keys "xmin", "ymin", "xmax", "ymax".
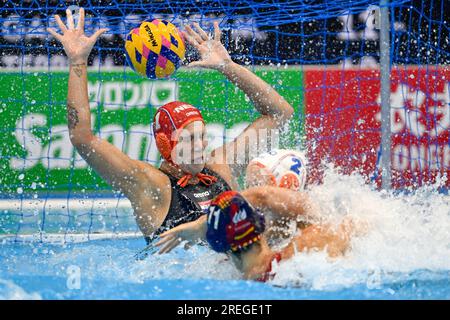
[
  {"xmin": 0, "ymin": 237, "xmax": 449, "ymax": 300},
  {"xmin": 1, "ymin": 171, "xmax": 449, "ymax": 300}
]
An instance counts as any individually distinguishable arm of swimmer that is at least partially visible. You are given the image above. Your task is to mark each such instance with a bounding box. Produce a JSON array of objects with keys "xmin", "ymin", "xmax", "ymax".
[
  {"xmin": 241, "ymin": 186, "xmax": 320, "ymax": 222},
  {"xmin": 211, "ymin": 62, "xmax": 295, "ymax": 166},
  {"xmin": 184, "ymin": 22, "xmax": 293, "ymax": 119},
  {"xmin": 69, "ymin": 63, "xmax": 173, "ymax": 238},
  {"xmin": 48, "ymin": 8, "xmax": 168, "ymax": 199},
  {"xmin": 68, "ymin": 63, "xmax": 171, "ymax": 234},
  {"xmin": 182, "ymin": 22, "xmax": 293, "ymax": 167},
  {"xmin": 154, "ymin": 215, "xmax": 208, "ymax": 254},
  {"xmin": 66, "ymin": 49, "xmax": 144, "ymax": 196},
  {"xmin": 282, "ymin": 222, "xmax": 353, "ymax": 259},
  {"xmin": 67, "ymin": 62, "xmax": 152, "ymax": 195}
]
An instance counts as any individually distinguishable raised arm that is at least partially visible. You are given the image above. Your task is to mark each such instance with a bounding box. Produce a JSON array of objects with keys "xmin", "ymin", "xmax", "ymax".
[
  {"xmin": 183, "ymin": 22, "xmax": 294, "ymax": 166},
  {"xmin": 47, "ymin": 8, "xmax": 168, "ymax": 198}
]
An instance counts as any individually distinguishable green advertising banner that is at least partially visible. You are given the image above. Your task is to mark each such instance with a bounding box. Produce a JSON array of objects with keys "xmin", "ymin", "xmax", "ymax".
[{"xmin": 0, "ymin": 68, "xmax": 303, "ymax": 195}]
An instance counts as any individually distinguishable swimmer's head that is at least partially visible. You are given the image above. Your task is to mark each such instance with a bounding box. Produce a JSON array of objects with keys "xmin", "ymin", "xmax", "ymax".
[
  {"xmin": 245, "ymin": 149, "xmax": 308, "ymax": 191},
  {"xmin": 206, "ymin": 191, "xmax": 266, "ymax": 253},
  {"xmin": 153, "ymin": 101, "xmax": 208, "ymax": 175}
]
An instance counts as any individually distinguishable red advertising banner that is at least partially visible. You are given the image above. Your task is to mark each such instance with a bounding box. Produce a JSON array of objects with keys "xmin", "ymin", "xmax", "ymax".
[{"xmin": 304, "ymin": 67, "xmax": 450, "ymax": 189}]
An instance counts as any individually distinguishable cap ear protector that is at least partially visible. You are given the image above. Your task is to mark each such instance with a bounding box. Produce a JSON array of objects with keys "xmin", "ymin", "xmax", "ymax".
[
  {"xmin": 279, "ymin": 172, "xmax": 300, "ymax": 190},
  {"xmin": 155, "ymin": 132, "xmax": 173, "ymax": 161},
  {"xmin": 152, "ymin": 101, "xmax": 204, "ymax": 163}
]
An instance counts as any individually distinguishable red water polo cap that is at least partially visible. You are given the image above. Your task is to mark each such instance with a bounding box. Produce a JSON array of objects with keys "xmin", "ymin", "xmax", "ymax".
[{"xmin": 152, "ymin": 101, "xmax": 204, "ymax": 162}]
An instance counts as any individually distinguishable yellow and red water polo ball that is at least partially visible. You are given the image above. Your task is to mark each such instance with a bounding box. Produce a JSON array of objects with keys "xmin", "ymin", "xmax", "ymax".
[{"xmin": 125, "ymin": 19, "xmax": 185, "ymax": 79}]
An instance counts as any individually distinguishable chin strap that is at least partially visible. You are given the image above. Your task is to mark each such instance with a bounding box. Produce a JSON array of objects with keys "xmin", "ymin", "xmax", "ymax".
[{"xmin": 177, "ymin": 172, "xmax": 218, "ymax": 188}]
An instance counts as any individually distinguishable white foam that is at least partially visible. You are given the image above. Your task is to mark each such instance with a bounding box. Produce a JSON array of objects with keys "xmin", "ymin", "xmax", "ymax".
[{"xmin": 270, "ymin": 167, "xmax": 450, "ymax": 288}]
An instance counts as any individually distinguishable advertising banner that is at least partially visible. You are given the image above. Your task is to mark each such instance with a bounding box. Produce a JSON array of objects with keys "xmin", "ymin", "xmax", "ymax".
[{"xmin": 304, "ymin": 67, "xmax": 450, "ymax": 188}]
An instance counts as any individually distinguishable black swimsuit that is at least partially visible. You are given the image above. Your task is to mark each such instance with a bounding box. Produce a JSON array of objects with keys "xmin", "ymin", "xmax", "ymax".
[{"xmin": 144, "ymin": 167, "xmax": 231, "ymax": 244}]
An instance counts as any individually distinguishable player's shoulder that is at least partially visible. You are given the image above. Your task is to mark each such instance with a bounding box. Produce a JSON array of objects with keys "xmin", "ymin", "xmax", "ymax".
[{"xmin": 134, "ymin": 160, "xmax": 172, "ymax": 190}]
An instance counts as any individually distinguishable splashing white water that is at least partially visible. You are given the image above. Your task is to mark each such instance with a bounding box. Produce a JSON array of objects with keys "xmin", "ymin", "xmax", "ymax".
[{"xmin": 271, "ymin": 168, "xmax": 450, "ymax": 289}]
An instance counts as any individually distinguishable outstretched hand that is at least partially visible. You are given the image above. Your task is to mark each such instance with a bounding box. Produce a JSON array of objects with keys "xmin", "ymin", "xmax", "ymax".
[
  {"xmin": 183, "ymin": 22, "xmax": 232, "ymax": 70},
  {"xmin": 47, "ymin": 7, "xmax": 107, "ymax": 64}
]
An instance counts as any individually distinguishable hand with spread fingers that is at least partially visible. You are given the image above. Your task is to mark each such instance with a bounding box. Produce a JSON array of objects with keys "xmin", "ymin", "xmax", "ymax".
[
  {"xmin": 183, "ymin": 22, "xmax": 232, "ymax": 70},
  {"xmin": 154, "ymin": 216, "xmax": 206, "ymax": 254},
  {"xmin": 47, "ymin": 7, "xmax": 107, "ymax": 64}
]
